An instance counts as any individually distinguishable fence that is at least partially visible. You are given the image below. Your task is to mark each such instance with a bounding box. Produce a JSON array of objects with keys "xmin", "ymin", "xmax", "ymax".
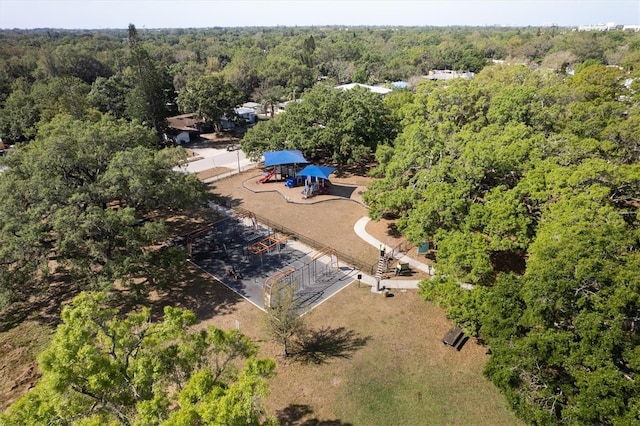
[
  {"xmin": 232, "ymin": 207, "xmax": 377, "ymax": 276},
  {"xmin": 389, "ymin": 239, "xmax": 415, "ymax": 258},
  {"xmin": 203, "ymin": 163, "xmax": 259, "ymax": 183}
]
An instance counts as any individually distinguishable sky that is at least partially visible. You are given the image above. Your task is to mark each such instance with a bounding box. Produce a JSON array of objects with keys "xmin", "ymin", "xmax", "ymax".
[{"xmin": 0, "ymin": 0, "xmax": 638, "ymax": 29}]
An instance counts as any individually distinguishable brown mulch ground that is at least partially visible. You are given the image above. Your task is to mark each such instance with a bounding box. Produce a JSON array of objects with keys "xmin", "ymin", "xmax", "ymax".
[{"xmin": 207, "ymin": 170, "xmax": 379, "ymax": 267}]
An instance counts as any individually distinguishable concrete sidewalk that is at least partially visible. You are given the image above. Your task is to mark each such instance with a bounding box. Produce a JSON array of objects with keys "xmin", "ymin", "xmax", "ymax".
[{"xmin": 353, "ymin": 216, "xmax": 435, "ymax": 290}]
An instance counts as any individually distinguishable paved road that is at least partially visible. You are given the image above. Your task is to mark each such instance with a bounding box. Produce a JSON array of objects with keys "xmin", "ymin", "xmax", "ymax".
[{"xmin": 175, "ymin": 145, "xmax": 257, "ymax": 174}]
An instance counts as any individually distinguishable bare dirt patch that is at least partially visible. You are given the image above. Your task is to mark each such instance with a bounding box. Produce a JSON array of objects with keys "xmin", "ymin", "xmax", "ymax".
[
  {"xmin": 196, "ymin": 166, "xmax": 233, "ymax": 181},
  {"xmin": 194, "ymin": 282, "xmax": 520, "ymax": 425}
]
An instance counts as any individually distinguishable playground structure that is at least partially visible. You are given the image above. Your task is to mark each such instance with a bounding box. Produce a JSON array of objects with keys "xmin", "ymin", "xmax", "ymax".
[
  {"xmin": 233, "ymin": 208, "xmax": 258, "ymax": 229},
  {"xmin": 259, "ymin": 169, "xmax": 275, "ymax": 183},
  {"xmin": 261, "ymin": 150, "xmax": 309, "ymax": 183},
  {"xmin": 311, "ymin": 246, "xmax": 339, "ymax": 269},
  {"xmin": 262, "ymin": 246, "xmax": 342, "ymax": 309},
  {"xmin": 247, "ymin": 233, "xmax": 290, "ymax": 255},
  {"xmin": 185, "ymin": 224, "xmax": 215, "ymax": 257},
  {"xmin": 260, "ymin": 163, "xmax": 303, "ymax": 183},
  {"xmin": 300, "ymin": 177, "xmax": 329, "ymax": 198},
  {"xmin": 262, "ymin": 268, "xmax": 295, "ymax": 308},
  {"xmin": 184, "ymin": 208, "xmax": 354, "ymax": 312}
]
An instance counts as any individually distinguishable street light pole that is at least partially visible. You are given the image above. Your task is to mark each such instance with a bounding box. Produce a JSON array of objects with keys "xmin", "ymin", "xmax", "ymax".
[{"xmin": 237, "ymin": 150, "xmax": 241, "ymax": 174}]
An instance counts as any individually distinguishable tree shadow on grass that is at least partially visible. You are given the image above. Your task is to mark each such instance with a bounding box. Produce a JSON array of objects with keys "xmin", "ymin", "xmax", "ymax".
[
  {"xmin": 0, "ymin": 260, "xmax": 244, "ymax": 333},
  {"xmin": 276, "ymin": 404, "xmax": 353, "ymax": 426},
  {"xmin": 110, "ymin": 263, "xmax": 245, "ymax": 323},
  {"xmin": 207, "ymin": 191, "xmax": 243, "ymax": 209},
  {"xmin": 292, "ymin": 326, "xmax": 371, "ymax": 365},
  {"xmin": 0, "ymin": 271, "xmax": 83, "ymax": 332},
  {"xmin": 0, "ymin": 208, "xmax": 242, "ymax": 332}
]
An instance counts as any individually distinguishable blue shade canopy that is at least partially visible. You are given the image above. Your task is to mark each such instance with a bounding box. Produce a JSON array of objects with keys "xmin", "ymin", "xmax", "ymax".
[
  {"xmin": 263, "ymin": 150, "xmax": 308, "ymax": 167},
  {"xmin": 297, "ymin": 165, "xmax": 337, "ymax": 180}
]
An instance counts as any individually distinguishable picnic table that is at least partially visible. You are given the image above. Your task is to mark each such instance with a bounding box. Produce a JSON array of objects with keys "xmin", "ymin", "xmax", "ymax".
[{"xmin": 442, "ymin": 327, "xmax": 466, "ymax": 351}]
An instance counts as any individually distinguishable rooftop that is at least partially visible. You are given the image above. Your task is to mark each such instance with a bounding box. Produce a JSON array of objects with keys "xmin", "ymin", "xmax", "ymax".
[{"xmin": 335, "ymin": 83, "xmax": 392, "ymax": 95}]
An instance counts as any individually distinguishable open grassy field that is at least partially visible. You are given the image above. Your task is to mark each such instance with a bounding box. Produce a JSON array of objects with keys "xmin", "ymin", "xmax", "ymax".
[
  {"xmin": 150, "ymin": 261, "xmax": 522, "ymax": 425},
  {"xmin": 262, "ymin": 283, "xmax": 520, "ymax": 425}
]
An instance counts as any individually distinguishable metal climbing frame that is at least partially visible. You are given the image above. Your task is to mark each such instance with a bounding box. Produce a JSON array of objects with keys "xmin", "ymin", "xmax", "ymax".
[
  {"xmin": 311, "ymin": 246, "xmax": 339, "ymax": 269},
  {"xmin": 233, "ymin": 208, "xmax": 258, "ymax": 230},
  {"xmin": 247, "ymin": 232, "xmax": 289, "ymax": 255},
  {"xmin": 185, "ymin": 224, "xmax": 215, "ymax": 257},
  {"xmin": 263, "ymin": 268, "xmax": 295, "ymax": 308}
]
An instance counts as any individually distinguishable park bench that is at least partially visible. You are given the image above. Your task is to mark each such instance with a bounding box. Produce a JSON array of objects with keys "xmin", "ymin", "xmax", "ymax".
[{"xmin": 395, "ymin": 262, "xmax": 411, "ymax": 276}]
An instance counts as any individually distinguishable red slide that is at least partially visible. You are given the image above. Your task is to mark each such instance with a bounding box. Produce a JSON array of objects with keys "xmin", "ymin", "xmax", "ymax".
[{"xmin": 259, "ymin": 169, "xmax": 275, "ymax": 183}]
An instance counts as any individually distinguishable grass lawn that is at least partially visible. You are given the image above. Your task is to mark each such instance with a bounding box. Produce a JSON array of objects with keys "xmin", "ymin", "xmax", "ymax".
[
  {"xmin": 0, "ymin": 322, "xmax": 53, "ymax": 409},
  {"xmin": 253, "ymin": 283, "xmax": 521, "ymax": 425},
  {"xmin": 0, "ymin": 255, "xmax": 521, "ymax": 426}
]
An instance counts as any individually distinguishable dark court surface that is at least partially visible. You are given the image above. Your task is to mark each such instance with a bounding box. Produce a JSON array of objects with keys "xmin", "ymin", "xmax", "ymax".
[{"xmin": 189, "ymin": 215, "xmax": 356, "ymax": 312}]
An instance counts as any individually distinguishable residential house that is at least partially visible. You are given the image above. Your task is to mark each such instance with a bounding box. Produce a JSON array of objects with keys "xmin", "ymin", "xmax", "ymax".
[
  {"xmin": 242, "ymin": 102, "xmax": 265, "ymax": 115},
  {"xmin": 221, "ymin": 107, "xmax": 257, "ymax": 130},
  {"xmin": 423, "ymin": 70, "xmax": 475, "ymax": 81},
  {"xmin": 334, "ymin": 82, "xmax": 393, "ymax": 95}
]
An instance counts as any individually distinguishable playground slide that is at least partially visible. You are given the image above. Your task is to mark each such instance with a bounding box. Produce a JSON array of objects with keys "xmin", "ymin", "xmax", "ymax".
[{"xmin": 259, "ymin": 169, "xmax": 275, "ymax": 183}]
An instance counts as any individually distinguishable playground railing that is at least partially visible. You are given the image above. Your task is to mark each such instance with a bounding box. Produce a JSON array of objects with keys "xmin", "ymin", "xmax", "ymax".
[
  {"xmin": 234, "ymin": 208, "xmax": 377, "ymax": 276},
  {"xmin": 390, "ymin": 240, "xmax": 415, "ymax": 258}
]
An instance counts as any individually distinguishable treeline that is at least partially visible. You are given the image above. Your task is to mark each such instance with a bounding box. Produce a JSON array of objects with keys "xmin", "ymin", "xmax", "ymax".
[
  {"xmin": 2, "ymin": 25, "xmax": 640, "ymax": 144},
  {"xmin": 0, "ymin": 26, "xmax": 271, "ymax": 424}
]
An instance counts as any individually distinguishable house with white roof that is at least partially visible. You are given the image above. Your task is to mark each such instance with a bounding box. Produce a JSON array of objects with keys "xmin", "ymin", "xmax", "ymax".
[
  {"xmin": 221, "ymin": 107, "xmax": 257, "ymax": 130},
  {"xmin": 334, "ymin": 83, "xmax": 392, "ymax": 95},
  {"xmin": 423, "ymin": 70, "xmax": 475, "ymax": 81},
  {"xmin": 242, "ymin": 102, "xmax": 265, "ymax": 115}
]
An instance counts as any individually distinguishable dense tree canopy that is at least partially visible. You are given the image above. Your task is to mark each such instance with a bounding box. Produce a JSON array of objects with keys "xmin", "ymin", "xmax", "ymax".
[
  {"xmin": 0, "ymin": 114, "xmax": 207, "ymax": 309},
  {"xmin": 366, "ymin": 61, "xmax": 640, "ymax": 423},
  {"xmin": 1, "ymin": 25, "xmax": 640, "ymax": 425},
  {"xmin": 0, "ymin": 292, "xmax": 275, "ymax": 425},
  {"xmin": 127, "ymin": 24, "xmax": 172, "ymax": 138},
  {"xmin": 177, "ymin": 73, "xmax": 243, "ymax": 131},
  {"xmin": 2, "ymin": 25, "xmax": 638, "ymax": 144},
  {"xmin": 241, "ymin": 84, "xmax": 398, "ymax": 167}
]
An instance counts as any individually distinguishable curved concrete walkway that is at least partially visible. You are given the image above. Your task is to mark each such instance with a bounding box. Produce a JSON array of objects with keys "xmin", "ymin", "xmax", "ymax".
[{"xmin": 353, "ymin": 217, "xmax": 435, "ymax": 290}]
